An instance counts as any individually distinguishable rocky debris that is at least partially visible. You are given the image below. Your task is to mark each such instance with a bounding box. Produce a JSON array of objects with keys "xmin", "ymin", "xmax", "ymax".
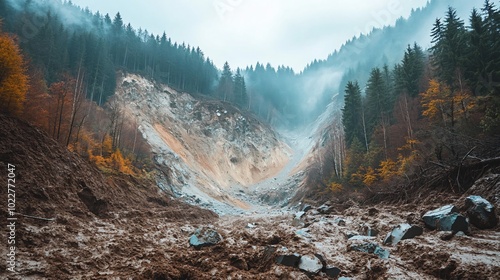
[
  {"xmin": 189, "ymin": 227, "xmax": 223, "ymax": 249},
  {"xmin": 348, "ymin": 235, "xmax": 376, "ymax": 241},
  {"xmin": 324, "ymin": 266, "xmax": 342, "ymax": 278},
  {"xmin": 465, "ymin": 195, "xmax": 498, "ymax": 229},
  {"xmin": 423, "ymin": 205, "xmax": 459, "ymax": 229},
  {"xmin": 295, "ymin": 211, "xmax": 306, "ymax": 219},
  {"xmin": 276, "ymin": 252, "xmax": 337, "ymax": 276},
  {"xmin": 246, "ymin": 223, "xmax": 257, "ymax": 229},
  {"xmin": 348, "ymin": 240, "xmax": 390, "ymax": 259},
  {"xmin": 358, "ymin": 224, "xmax": 378, "ymax": 237},
  {"xmin": 423, "ymin": 205, "xmax": 469, "ymax": 232},
  {"xmin": 302, "ymin": 204, "xmax": 313, "ymax": 213},
  {"xmin": 383, "ymin": 224, "xmax": 423, "ymax": 246},
  {"xmin": 334, "ymin": 217, "xmax": 346, "ymax": 226},
  {"xmin": 295, "ymin": 228, "xmax": 312, "ymax": 239},
  {"xmin": 298, "ymin": 254, "xmax": 323, "ymax": 274},
  {"xmin": 276, "ymin": 253, "xmax": 301, "ymax": 268},
  {"xmin": 317, "ymin": 204, "xmax": 333, "ymax": 214}
]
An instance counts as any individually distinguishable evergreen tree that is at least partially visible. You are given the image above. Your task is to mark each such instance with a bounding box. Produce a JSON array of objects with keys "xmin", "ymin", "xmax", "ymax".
[
  {"xmin": 218, "ymin": 61, "xmax": 233, "ymax": 102},
  {"xmin": 342, "ymin": 81, "xmax": 364, "ymax": 147},
  {"xmin": 233, "ymin": 68, "xmax": 248, "ymax": 109},
  {"xmin": 430, "ymin": 7, "xmax": 467, "ymax": 89},
  {"xmin": 365, "ymin": 67, "xmax": 390, "ymax": 133},
  {"xmin": 394, "ymin": 43, "xmax": 426, "ymax": 97}
]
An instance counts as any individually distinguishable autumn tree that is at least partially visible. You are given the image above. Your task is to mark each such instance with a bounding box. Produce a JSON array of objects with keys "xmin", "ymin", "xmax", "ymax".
[{"xmin": 0, "ymin": 29, "xmax": 28, "ymax": 116}]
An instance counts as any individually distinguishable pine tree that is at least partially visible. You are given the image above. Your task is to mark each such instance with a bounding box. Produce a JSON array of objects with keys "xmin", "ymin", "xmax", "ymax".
[
  {"xmin": 430, "ymin": 7, "xmax": 467, "ymax": 89},
  {"xmin": 218, "ymin": 61, "xmax": 233, "ymax": 102},
  {"xmin": 394, "ymin": 44, "xmax": 425, "ymax": 97},
  {"xmin": 233, "ymin": 68, "xmax": 248, "ymax": 109},
  {"xmin": 342, "ymin": 81, "xmax": 363, "ymax": 147}
]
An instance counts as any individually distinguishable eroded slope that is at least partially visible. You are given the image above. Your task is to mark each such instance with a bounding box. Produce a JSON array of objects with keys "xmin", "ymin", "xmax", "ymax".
[{"xmin": 115, "ymin": 73, "xmax": 290, "ymax": 210}]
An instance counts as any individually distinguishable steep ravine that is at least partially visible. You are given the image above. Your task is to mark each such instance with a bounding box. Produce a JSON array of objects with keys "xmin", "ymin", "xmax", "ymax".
[{"xmin": 115, "ymin": 73, "xmax": 296, "ymax": 214}]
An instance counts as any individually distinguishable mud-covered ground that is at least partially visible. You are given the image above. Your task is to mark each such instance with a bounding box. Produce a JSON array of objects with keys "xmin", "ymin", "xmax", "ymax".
[
  {"xmin": 1, "ymin": 200, "xmax": 499, "ymax": 279},
  {"xmin": 1, "ymin": 115, "xmax": 499, "ymax": 279}
]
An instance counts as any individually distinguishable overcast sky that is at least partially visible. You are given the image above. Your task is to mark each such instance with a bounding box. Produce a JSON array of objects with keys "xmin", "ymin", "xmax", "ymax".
[{"xmin": 69, "ymin": 0, "xmax": 429, "ymax": 71}]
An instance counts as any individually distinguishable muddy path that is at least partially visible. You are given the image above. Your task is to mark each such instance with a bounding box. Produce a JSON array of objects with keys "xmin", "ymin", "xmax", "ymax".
[{"xmin": 4, "ymin": 200, "xmax": 499, "ymax": 279}]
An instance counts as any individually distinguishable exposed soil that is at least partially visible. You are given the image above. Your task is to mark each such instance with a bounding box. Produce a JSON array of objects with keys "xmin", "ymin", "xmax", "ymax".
[{"xmin": 1, "ymin": 114, "xmax": 499, "ymax": 279}]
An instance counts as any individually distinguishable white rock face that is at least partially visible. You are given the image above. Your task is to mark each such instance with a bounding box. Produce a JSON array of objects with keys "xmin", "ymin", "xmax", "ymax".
[
  {"xmin": 114, "ymin": 74, "xmax": 291, "ymax": 213},
  {"xmin": 298, "ymin": 255, "xmax": 323, "ymax": 274}
]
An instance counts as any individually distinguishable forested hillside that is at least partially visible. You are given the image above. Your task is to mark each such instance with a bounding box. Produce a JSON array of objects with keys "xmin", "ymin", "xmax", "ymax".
[{"xmin": 301, "ymin": 2, "xmax": 500, "ymax": 203}]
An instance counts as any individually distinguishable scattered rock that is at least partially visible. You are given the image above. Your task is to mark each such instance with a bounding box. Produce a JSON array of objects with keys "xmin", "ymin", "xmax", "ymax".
[
  {"xmin": 345, "ymin": 231, "xmax": 359, "ymax": 239},
  {"xmin": 295, "ymin": 228, "xmax": 312, "ymax": 239},
  {"xmin": 295, "ymin": 211, "xmax": 306, "ymax": 219},
  {"xmin": 465, "ymin": 195, "xmax": 498, "ymax": 229},
  {"xmin": 189, "ymin": 228, "xmax": 222, "ymax": 249},
  {"xmin": 302, "ymin": 204, "xmax": 313, "ymax": 212},
  {"xmin": 423, "ymin": 205, "xmax": 469, "ymax": 232},
  {"xmin": 349, "ymin": 241, "xmax": 390, "ymax": 259},
  {"xmin": 423, "ymin": 205, "xmax": 459, "ymax": 229},
  {"xmin": 334, "ymin": 217, "xmax": 346, "ymax": 226},
  {"xmin": 348, "ymin": 235, "xmax": 376, "ymax": 241},
  {"xmin": 324, "ymin": 266, "xmax": 342, "ymax": 278},
  {"xmin": 359, "ymin": 224, "xmax": 378, "ymax": 237},
  {"xmin": 288, "ymin": 271, "xmax": 310, "ymax": 280},
  {"xmin": 276, "ymin": 253, "xmax": 301, "ymax": 268},
  {"xmin": 383, "ymin": 223, "xmax": 423, "ymax": 246},
  {"xmin": 318, "ymin": 204, "xmax": 333, "ymax": 214},
  {"xmin": 298, "ymin": 255, "xmax": 323, "ymax": 274},
  {"xmin": 437, "ymin": 231, "xmax": 455, "ymax": 241}
]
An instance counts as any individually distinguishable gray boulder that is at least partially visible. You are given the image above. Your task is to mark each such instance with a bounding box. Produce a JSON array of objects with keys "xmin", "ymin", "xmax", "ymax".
[
  {"xmin": 423, "ymin": 205, "xmax": 469, "ymax": 232},
  {"xmin": 189, "ymin": 228, "xmax": 222, "ymax": 249},
  {"xmin": 465, "ymin": 195, "xmax": 498, "ymax": 229},
  {"xmin": 298, "ymin": 255, "xmax": 323, "ymax": 274},
  {"xmin": 384, "ymin": 223, "xmax": 423, "ymax": 246}
]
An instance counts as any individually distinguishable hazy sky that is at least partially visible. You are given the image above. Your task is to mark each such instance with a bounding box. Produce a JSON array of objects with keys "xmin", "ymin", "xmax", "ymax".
[{"xmin": 69, "ymin": 0, "xmax": 429, "ymax": 71}]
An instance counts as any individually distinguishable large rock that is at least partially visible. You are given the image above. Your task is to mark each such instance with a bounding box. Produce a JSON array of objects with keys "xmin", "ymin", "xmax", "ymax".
[
  {"xmin": 465, "ymin": 195, "xmax": 498, "ymax": 229},
  {"xmin": 383, "ymin": 223, "xmax": 423, "ymax": 246},
  {"xmin": 276, "ymin": 253, "xmax": 301, "ymax": 268},
  {"xmin": 422, "ymin": 205, "xmax": 469, "ymax": 232},
  {"xmin": 189, "ymin": 227, "xmax": 222, "ymax": 249},
  {"xmin": 298, "ymin": 255, "xmax": 323, "ymax": 274}
]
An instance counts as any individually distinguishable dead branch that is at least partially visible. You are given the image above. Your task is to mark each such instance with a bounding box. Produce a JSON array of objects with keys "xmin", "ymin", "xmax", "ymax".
[{"xmin": 14, "ymin": 212, "xmax": 56, "ymax": 221}]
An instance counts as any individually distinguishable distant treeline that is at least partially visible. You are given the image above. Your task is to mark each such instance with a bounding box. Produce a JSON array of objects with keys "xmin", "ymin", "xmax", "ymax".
[{"xmin": 0, "ymin": 0, "xmax": 219, "ymax": 105}]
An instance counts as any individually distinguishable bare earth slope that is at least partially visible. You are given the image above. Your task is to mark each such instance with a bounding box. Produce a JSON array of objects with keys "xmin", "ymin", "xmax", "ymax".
[{"xmin": 115, "ymin": 73, "xmax": 290, "ymax": 213}]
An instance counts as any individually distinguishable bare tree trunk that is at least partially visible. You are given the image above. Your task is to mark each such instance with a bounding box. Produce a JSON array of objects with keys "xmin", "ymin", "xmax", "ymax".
[
  {"xmin": 67, "ymin": 63, "xmax": 85, "ymax": 147},
  {"xmin": 361, "ymin": 104, "xmax": 369, "ymax": 152}
]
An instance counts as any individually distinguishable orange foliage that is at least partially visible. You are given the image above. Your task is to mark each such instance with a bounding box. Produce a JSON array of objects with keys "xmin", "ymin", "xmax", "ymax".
[
  {"xmin": 420, "ymin": 79, "xmax": 450, "ymax": 124},
  {"xmin": 0, "ymin": 32, "xmax": 28, "ymax": 115},
  {"xmin": 421, "ymin": 79, "xmax": 476, "ymax": 126}
]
